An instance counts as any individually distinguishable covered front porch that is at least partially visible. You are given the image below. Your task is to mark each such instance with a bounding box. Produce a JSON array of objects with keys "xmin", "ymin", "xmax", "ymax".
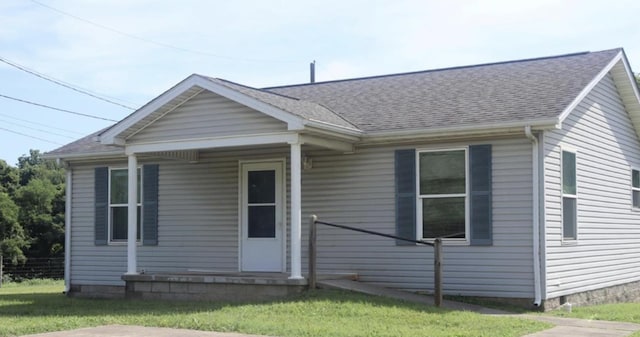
[{"xmin": 61, "ymin": 74, "xmax": 363, "ymax": 300}]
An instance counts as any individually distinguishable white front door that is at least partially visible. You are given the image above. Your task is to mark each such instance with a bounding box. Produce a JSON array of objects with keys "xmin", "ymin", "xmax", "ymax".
[{"xmin": 240, "ymin": 161, "xmax": 285, "ymax": 272}]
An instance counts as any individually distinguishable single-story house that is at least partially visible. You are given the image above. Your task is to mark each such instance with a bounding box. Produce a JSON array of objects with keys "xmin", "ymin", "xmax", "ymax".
[{"xmin": 45, "ymin": 48, "xmax": 640, "ymax": 309}]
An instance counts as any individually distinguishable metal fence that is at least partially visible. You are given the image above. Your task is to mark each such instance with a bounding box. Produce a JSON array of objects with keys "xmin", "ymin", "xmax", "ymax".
[{"xmin": 0, "ymin": 256, "xmax": 64, "ymax": 284}]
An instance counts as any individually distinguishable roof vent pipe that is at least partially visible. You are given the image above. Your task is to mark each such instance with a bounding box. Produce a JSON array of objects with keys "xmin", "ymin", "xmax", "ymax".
[{"xmin": 310, "ymin": 60, "xmax": 316, "ymax": 83}]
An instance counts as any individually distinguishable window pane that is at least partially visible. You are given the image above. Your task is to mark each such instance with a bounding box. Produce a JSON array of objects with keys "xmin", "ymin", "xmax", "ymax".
[
  {"xmin": 110, "ymin": 206, "xmax": 141, "ymax": 241},
  {"xmin": 563, "ymin": 197, "xmax": 577, "ymax": 239},
  {"xmin": 420, "ymin": 150, "xmax": 466, "ymax": 195},
  {"xmin": 110, "ymin": 169, "xmax": 141, "ymax": 204},
  {"xmin": 248, "ymin": 170, "xmax": 275, "ymax": 204},
  {"xmin": 562, "ymin": 151, "xmax": 576, "ymax": 195},
  {"xmin": 111, "ymin": 206, "xmax": 127, "ymax": 240},
  {"xmin": 248, "ymin": 205, "xmax": 276, "ymax": 238},
  {"xmin": 110, "ymin": 170, "xmax": 128, "ymax": 204},
  {"xmin": 422, "ymin": 197, "xmax": 465, "ymax": 239},
  {"xmin": 634, "ymin": 191, "xmax": 640, "ymax": 208},
  {"xmin": 633, "ymin": 170, "xmax": 640, "ymax": 188}
]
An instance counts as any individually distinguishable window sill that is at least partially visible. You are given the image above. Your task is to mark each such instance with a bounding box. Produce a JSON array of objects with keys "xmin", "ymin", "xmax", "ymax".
[
  {"xmin": 561, "ymin": 239, "xmax": 578, "ymax": 246},
  {"xmin": 422, "ymin": 238, "xmax": 469, "ymax": 246},
  {"xmin": 109, "ymin": 241, "xmax": 142, "ymax": 246}
]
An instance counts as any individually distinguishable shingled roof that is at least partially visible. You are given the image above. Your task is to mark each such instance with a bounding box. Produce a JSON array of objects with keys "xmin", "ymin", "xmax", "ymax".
[
  {"xmin": 47, "ymin": 48, "xmax": 628, "ymax": 157},
  {"xmin": 266, "ymin": 49, "xmax": 622, "ymax": 133}
]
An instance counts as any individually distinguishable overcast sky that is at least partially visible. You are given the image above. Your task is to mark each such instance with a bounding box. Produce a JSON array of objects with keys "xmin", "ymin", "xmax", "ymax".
[{"xmin": 1, "ymin": 0, "xmax": 639, "ymax": 165}]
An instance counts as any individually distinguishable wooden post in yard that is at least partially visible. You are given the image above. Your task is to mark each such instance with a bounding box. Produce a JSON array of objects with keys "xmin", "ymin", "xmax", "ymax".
[
  {"xmin": 434, "ymin": 238, "xmax": 442, "ymax": 307},
  {"xmin": 308, "ymin": 215, "xmax": 318, "ymax": 290}
]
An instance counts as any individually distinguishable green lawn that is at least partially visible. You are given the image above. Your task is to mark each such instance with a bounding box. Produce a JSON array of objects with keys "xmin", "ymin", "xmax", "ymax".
[
  {"xmin": 548, "ymin": 302, "xmax": 640, "ymax": 337},
  {"xmin": 0, "ymin": 280, "xmax": 550, "ymax": 337}
]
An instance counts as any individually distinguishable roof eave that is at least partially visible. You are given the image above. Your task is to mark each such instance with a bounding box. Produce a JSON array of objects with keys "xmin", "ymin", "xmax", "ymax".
[
  {"xmin": 42, "ymin": 150, "xmax": 125, "ymax": 162},
  {"xmin": 361, "ymin": 119, "xmax": 559, "ymax": 144}
]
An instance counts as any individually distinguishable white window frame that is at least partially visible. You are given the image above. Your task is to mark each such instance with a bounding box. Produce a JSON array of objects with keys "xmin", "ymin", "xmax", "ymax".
[
  {"xmin": 561, "ymin": 148, "xmax": 577, "ymax": 242},
  {"xmin": 416, "ymin": 147, "xmax": 469, "ymax": 244},
  {"xmin": 108, "ymin": 167, "xmax": 142, "ymax": 244},
  {"xmin": 632, "ymin": 168, "xmax": 640, "ymax": 210}
]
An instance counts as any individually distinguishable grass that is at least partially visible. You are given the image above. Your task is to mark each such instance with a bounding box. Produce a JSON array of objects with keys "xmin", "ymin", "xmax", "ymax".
[
  {"xmin": 0, "ymin": 280, "xmax": 551, "ymax": 337},
  {"xmin": 547, "ymin": 302, "xmax": 640, "ymax": 337}
]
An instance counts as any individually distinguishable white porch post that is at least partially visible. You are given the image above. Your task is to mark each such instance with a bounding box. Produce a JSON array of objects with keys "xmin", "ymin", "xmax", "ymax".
[
  {"xmin": 289, "ymin": 142, "xmax": 303, "ymax": 279},
  {"xmin": 126, "ymin": 154, "xmax": 138, "ymax": 274}
]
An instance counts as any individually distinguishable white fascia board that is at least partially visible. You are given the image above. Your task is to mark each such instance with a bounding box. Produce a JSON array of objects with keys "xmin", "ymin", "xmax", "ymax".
[
  {"xmin": 100, "ymin": 75, "xmax": 204, "ymax": 144},
  {"xmin": 193, "ymin": 77, "xmax": 306, "ymax": 130},
  {"xmin": 619, "ymin": 52, "xmax": 640, "ymax": 105},
  {"xmin": 125, "ymin": 132, "xmax": 299, "ymax": 155},
  {"xmin": 304, "ymin": 119, "xmax": 363, "ymax": 136},
  {"xmin": 42, "ymin": 150, "xmax": 125, "ymax": 161},
  {"xmin": 557, "ymin": 51, "xmax": 623, "ymax": 124},
  {"xmin": 299, "ymin": 134, "xmax": 354, "ymax": 153},
  {"xmin": 363, "ymin": 118, "xmax": 559, "ymax": 143}
]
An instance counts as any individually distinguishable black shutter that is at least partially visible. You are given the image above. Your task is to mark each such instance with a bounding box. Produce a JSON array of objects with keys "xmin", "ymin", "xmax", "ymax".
[
  {"xmin": 395, "ymin": 149, "xmax": 416, "ymax": 245},
  {"xmin": 94, "ymin": 167, "xmax": 109, "ymax": 245},
  {"xmin": 469, "ymin": 145, "xmax": 493, "ymax": 246},
  {"xmin": 142, "ymin": 164, "xmax": 159, "ymax": 246}
]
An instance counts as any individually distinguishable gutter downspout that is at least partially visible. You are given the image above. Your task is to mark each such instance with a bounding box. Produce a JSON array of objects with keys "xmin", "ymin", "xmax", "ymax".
[
  {"xmin": 64, "ymin": 165, "xmax": 72, "ymax": 294},
  {"xmin": 525, "ymin": 126, "xmax": 542, "ymax": 307}
]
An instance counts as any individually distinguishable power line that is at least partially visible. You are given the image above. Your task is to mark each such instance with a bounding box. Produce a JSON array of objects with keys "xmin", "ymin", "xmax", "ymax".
[
  {"xmin": 0, "ymin": 112, "xmax": 85, "ymax": 135},
  {"xmin": 0, "ymin": 93, "xmax": 118, "ymax": 122},
  {"xmin": 0, "ymin": 118, "xmax": 76, "ymax": 139},
  {"xmin": 0, "ymin": 56, "xmax": 137, "ymax": 110},
  {"xmin": 0, "ymin": 126, "xmax": 63, "ymax": 145},
  {"xmin": 29, "ymin": 0, "xmax": 298, "ymax": 63}
]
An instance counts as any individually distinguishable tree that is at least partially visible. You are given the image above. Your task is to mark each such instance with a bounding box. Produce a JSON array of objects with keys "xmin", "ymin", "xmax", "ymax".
[
  {"xmin": 0, "ymin": 192, "xmax": 28, "ymax": 264},
  {"xmin": 16, "ymin": 150, "xmax": 65, "ymax": 256},
  {"xmin": 0, "ymin": 160, "xmax": 18, "ymax": 196}
]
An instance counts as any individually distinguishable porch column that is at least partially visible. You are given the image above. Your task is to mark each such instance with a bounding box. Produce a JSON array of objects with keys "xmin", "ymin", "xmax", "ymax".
[
  {"xmin": 289, "ymin": 142, "xmax": 303, "ymax": 279},
  {"xmin": 126, "ymin": 154, "xmax": 138, "ymax": 274}
]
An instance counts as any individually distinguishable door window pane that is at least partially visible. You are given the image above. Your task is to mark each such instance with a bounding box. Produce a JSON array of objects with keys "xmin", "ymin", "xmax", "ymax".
[
  {"xmin": 248, "ymin": 205, "xmax": 276, "ymax": 238},
  {"xmin": 420, "ymin": 150, "xmax": 466, "ymax": 195},
  {"xmin": 248, "ymin": 170, "xmax": 275, "ymax": 204},
  {"xmin": 422, "ymin": 197, "xmax": 465, "ymax": 238}
]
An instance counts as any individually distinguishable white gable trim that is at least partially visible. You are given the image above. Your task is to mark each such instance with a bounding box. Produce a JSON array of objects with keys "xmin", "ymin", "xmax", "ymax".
[
  {"xmin": 557, "ymin": 51, "xmax": 623, "ymax": 127},
  {"xmin": 100, "ymin": 74, "xmax": 306, "ymax": 145}
]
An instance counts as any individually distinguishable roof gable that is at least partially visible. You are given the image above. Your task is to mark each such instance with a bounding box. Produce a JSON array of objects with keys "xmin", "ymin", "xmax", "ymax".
[
  {"xmin": 99, "ymin": 74, "xmax": 360, "ymax": 145},
  {"xmin": 127, "ymin": 90, "xmax": 288, "ymax": 143},
  {"xmin": 556, "ymin": 50, "xmax": 640, "ymax": 137}
]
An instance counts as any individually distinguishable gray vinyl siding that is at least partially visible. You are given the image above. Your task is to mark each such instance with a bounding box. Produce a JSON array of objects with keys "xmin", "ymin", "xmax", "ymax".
[
  {"xmin": 69, "ymin": 147, "xmax": 290, "ymax": 286},
  {"xmin": 69, "ymin": 138, "xmax": 534, "ymax": 297},
  {"xmin": 543, "ymin": 73, "xmax": 640, "ymax": 299},
  {"xmin": 301, "ymin": 138, "xmax": 535, "ymax": 298},
  {"xmin": 128, "ymin": 90, "xmax": 287, "ymax": 143}
]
